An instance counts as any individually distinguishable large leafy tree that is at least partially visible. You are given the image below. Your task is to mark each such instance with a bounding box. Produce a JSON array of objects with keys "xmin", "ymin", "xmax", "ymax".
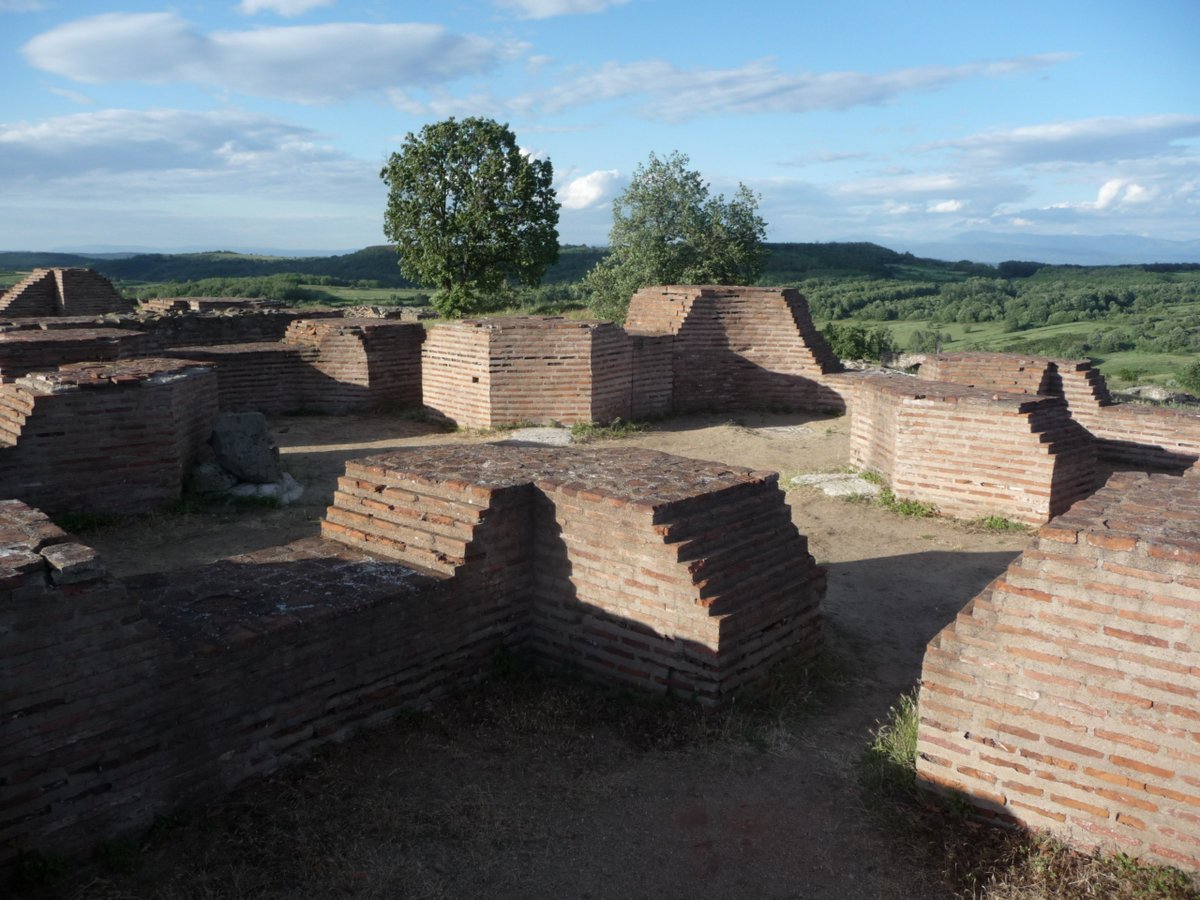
[
  {"xmin": 586, "ymin": 151, "xmax": 767, "ymax": 322},
  {"xmin": 381, "ymin": 117, "xmax": 560, "ymax": 317}
]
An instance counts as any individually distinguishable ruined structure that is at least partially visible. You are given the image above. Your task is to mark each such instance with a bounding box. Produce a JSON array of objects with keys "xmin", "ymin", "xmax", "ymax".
[
  {"xmin": 916, "ymin": 471, "xmax": 1200, "ymax": 872},
  {"xmin": 920, "ymin": 352, "xmax": 1200, "ymax": 473},
  {"xmin": 0, "ymin": 445, "xmax": 824, "ymax": 867},
  {"xmin": 420, "ymin": 286, "xmax": 845, "ymax": 428},
  {"xmin": 845, "ymin": 373, "xmax": 1096, "ymax": 525},
  {"xmin": 625, "ymin": 285, "xmax": 846, "ymax": 413},
  {"xmin": 0, "ymin": 359, "xmax": 216, "ymax": 514},
  {"xmin": 0, "ymin": 268, "xmax": 133, "ymax": 317}
]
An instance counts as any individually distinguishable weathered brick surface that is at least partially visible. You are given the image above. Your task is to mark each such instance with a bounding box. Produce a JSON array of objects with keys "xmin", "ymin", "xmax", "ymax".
[
  {"xmin": 0, "ymin": 359, "xmax": 217, "ymax": 514},
  {"xmin": 324, "ymin": 445, "xmax": 825, "ymax": 702},
  {"xmin": 422, "ymin": 317, "xmax": 635, "ymax": 428},
  {"xmin": 0, "ymin": 328, "xmax": 144, "ymax": 380},
  {"xmin": 917, "ymin": 471, "xmax": 1200, "ymax": 871},
  {"xmin": 1, "ymin": 446, "xmax": 822, "ymax": 871},
  {"xmin": 0, "ymin": 269, "xmax": 132, "ymax": 317},
  {"xmin": 625, "ymin": 285, "xmax": 846, "ymax": 413},
  {"xmin": 920, "ymin": 352, "xmax": 1200, "ymax": 471},
  {"xmin": 847, "ymin": 372, "xmax": 1096, "ymax": 524}
]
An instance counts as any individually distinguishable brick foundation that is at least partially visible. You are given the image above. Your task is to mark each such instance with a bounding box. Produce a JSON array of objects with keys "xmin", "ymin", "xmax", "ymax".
[
  {"xmin": 0, "ymin": 359, "xmax": 217, "ymax": 514},
  {"xmin": 0, "ymin": 446, "xmax": 823, "ymax": 870},
  {"xmin": 916, "ymin": 470, "xmax": 1200, "ymax": 871},
  {"xmin": 846, "ymin": 372, "xmax": 1096, "ymax": 524}
]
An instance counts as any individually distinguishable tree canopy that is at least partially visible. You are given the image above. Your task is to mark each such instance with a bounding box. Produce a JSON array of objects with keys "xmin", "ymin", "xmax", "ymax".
[
  {"xmin": 380, "ymin": 117, "xmax": 559, "ymax": 317},
  {"xmin": 585, "ymin": 151, "xmax": 767, "ymax": 322}
]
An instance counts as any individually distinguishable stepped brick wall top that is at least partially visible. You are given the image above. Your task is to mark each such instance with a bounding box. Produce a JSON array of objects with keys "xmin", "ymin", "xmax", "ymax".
[
  {"xmin": 847, "ymin": 372, "xmax": 1096, "ymax": 524},
  {"xmin": 0, "ymin": 358, "xmax": 217, "ymax": 514},
  {"xmin": 919, "ymin": 352, "xmax": 1200, "ymax": 472},
  {"xmin": 625, "ymin": 285, "xmax": 846, "ymax": 413},
  {"xmin": 421, "ymin": 317, "xmax": 632, "ymax": 428},
  {"xmin": 917, "ymin": 470, "xmax": 1200, "ymax": 872},
  {"xmin": 3, "ymin": 446, "xmax": 823, "ymax": 870},
  {"xmin": 0, "ymin": 268, "xmax": 133, "ymax": 317}
]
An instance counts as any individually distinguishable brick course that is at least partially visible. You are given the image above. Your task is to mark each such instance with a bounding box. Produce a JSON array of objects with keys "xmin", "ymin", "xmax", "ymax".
[
  {"xmin": 916, "ymin": 471, "xmax": 1200, "ymax": 870},
  {"xmin": 0, "ymin": 269, "xmax": 132, "ymax": 317}
]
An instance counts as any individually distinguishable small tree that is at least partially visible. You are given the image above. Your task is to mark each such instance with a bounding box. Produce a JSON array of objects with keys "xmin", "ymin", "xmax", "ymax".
[
  {"xmin": 586, "ymin": 151, "xmax": 766, "ymax": 322},
  {"xmin": 380, "ymin": 117, "xmax": 560, "ymax": 317}
]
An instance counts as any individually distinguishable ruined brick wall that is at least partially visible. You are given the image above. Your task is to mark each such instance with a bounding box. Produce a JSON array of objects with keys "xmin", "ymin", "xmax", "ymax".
[
  {"xmin": 918, "ymin": 352, "xmax": 1200, "ymax": 471},
  {"xmin": 1, "ymin": 446, "xmax": 822, "ymax": 870},
  {"xmin": 283, "ymin": 318, "xmax": 424, "ymax": 414},
  {"xmin": 0, "ymin": 360, "xmax": 217, "ymax": 514},
  {"xmin": 0, "ymin": 328, "xmax": 143, "ymax": 380},
  {"xmin": 0, "ymin": 268, "xmax": 131, "ymax": 317},
  {"xmin": 625, "ymin": 285, "xmax": 846, "ymax": 413},
  {"xmin": 917, "ymin": 471, "xmax": 1200, "ymax": 872},
  {"xmin": 422, "ymin": 318, "xmax": 633, "ymax": 428},
  {"xmin": 629, "ymin": 333, "xmax": 674, "ymax": 420},
  {"xmin": 160, "ymin": 344, "xmax": 309, "ymax": 414},
  {"xmin": 324, "ymin": 445, "xmax": 824, "ymax": 702},
  {"xmin": 420, "ymin": 322, "xmax": 492, "ymax": 427},
  {"xmin": 848, "ymin": 373, "xmax": 1096, "ymax": 524},
  {"xmin": 119, "ymin": 309, "xmax": 341, "ymax": 356}
]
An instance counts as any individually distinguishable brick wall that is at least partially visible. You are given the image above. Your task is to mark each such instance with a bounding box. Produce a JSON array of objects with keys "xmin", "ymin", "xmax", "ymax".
[
  {"xmin": 847, "ymin": 372, "xmax": 1096, "ymax": 524},
  {"xmin": 1, "ymin": 445, "xmax": 823, "ymax": 872},
  {"xmin": 0, "ymin": 268, "xmax": 131, "ymax": 317},
  {"xmin": 283, "ymin": 318, "xmax": 425, "ymax": 414},
  {"xmin": 422, "ymin": 318, "xmax": 634, "ymax": 428},
  {"xmin": 625, "ymin": 285, "xmax": 846, "ymax": 413},
  {"xmin": 916, "ymin": 470, "xmax": 1200, "ymax": 871},
  {"xmin": 0, "ymin": 359, "xmax": 217, "ymax": 514},
  {"xmin": 629, "ymin": 333, "xmax": 674, "ymax": 420},
  {"xmin": 160, "ymin": 344, "xmax": 309, "ymax": 414},
  {"xmin": 0, "ymin": 329, "xmax": 144, "ymax": 380},
  {"xmin": 919, "ymin": 351, "xmax": 1200, "ymax": 471}
]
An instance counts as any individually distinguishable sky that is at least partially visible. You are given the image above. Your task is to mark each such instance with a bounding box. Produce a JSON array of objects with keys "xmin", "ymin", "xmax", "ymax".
[{"xmin": 1, "ymin": 0, "xmax": 1198, "ymax": 256}]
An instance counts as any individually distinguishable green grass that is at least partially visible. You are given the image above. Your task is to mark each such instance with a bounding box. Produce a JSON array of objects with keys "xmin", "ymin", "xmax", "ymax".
[
  {"xmin": 569, "ymin": 419, "xmax": 649, "ymax": 442},
  {"xmin": 974, "ymin": 515, "xmax": 1031, "ymax": 534}
]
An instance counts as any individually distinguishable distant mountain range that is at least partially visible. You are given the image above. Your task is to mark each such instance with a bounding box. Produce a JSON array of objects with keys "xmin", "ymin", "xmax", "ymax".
[
  {"xmin": 2, "ymin": 235, "xmax": 1197, "ymax": 289},
  {"xmin": 884, "ymin": 231, "xmax": 1200, "ymax": 266}
]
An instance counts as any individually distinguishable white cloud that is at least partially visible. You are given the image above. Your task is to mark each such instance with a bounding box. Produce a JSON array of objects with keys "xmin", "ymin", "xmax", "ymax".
[
  {"xmin": 926, "ymin": 114, "xmax": 1200, "ymax": 167},
  {"xmin": 238, "ymin": 0, "xmax": 334, "ymax": 16},
  {"xmin": 927, "ymin": 199, "xmax": 964, "ymax": 213},
  {"xmin": 511, "ymin": 53, "xmax": 1074, "ymax": 121},
  {"xmin": 558, "ymin": 169, "xmax": 621, "ymax": 209},
  {"xmin": 23, "ymin": 12, "xmax": 509, "ymax": 104},
  {"xmin": 0, "ymin": 108, "xmax": 368, "ymax": 197},
  {"xmin": 47, "ymin": 86, "xmax": 93, "ymax": 105},
  {"xmin": 496, "ymin": 0, "xmax": 629, "ymax": 18}
]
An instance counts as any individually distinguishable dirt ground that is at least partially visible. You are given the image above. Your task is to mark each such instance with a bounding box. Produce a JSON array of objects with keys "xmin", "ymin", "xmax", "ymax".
[{"xmin": 70, "ymin": 411, "xmax": 1032, "ymax": 900}]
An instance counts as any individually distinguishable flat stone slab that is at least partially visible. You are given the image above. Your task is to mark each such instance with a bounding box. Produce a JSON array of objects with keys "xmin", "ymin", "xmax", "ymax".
[
  {"xmin": 494, "ymin": 427, "xmax": 574, "ymax": 447},
  {"xmin": 790, "ymin": 473, "xmax": 881, "ymax": 498},
  {"xmin": 753, "ymin": 424, "xmax": 815, "ymax": 437}
]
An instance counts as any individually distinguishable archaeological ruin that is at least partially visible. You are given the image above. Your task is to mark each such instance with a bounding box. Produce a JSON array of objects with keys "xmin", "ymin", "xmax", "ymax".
[{"xmin": 1, "ymin": 268, "xmax": 1199, "ymax": 877}]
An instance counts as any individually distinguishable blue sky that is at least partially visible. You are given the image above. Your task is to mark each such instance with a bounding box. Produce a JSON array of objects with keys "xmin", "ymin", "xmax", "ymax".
[{"xmin": 1, "ymin": 0, "xmax": 1197, "ymax": 255}]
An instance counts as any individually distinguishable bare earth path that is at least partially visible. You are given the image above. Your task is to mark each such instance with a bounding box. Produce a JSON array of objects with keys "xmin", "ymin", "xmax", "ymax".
[{"xmin": 71, "ymin": 412, "xmax": 1030, "ymax": 900}]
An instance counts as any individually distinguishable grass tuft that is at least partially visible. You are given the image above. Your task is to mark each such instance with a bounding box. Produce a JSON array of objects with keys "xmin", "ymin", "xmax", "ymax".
[
  {"xmin": 974, "ymin": 515, "xmax": 1031, "ymax": 534},
  {"xmin": 569, "ymin": 419, "xmax": 648, "ymax": 442}
]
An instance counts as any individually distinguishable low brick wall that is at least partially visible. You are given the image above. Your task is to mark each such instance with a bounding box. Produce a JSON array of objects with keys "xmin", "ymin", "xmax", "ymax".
[
  {"xmin": 847, "ymin": 372, "xmax": 1095, "ymax": 524},
  {"xmin": 422, "ymin": 317, "xmax": 633, "ymax": 428},
  {"xmin": 0, "ymin": 328, "xmax": 144, "ymax": 380},
  {"xmin": 918, "ymin": 351, "xmax": 1200, "ymax": 471},
  {"xmin": 1, "ymin": 446, "xmax": 823, "ymax": 872},
  {"xmin": 161, "ymin": 343, "xmax": 308, "ymax": 413},
  {"xmin": 323, "ymin": 445, "xmax": 825, "ymax": 703},
  {"xmin": 625, "ymin": 285, "xmax": 846, "ymax": 413},
  {"xmin": 0, "ymin": 359, "xmax": 217, "ymax": 514},
  {"xmin": 916, "ymin": 471, "xmax": 1200, "ymax": 872}
]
